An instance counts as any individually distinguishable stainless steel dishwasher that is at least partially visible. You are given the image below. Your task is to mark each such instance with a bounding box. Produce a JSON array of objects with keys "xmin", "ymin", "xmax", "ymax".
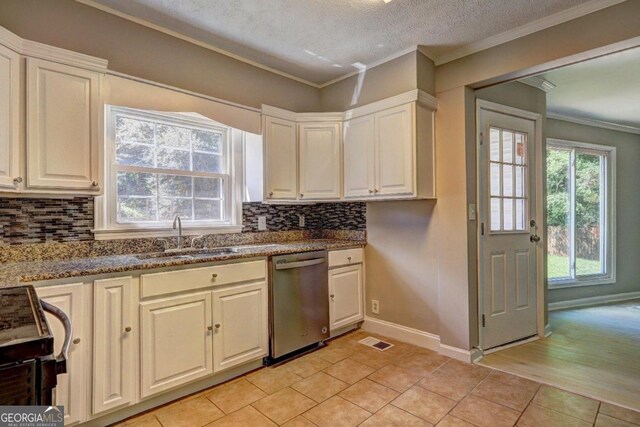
[{"xmin": 270, "ymin": 251, "xmax": 329, "ymax": 360}]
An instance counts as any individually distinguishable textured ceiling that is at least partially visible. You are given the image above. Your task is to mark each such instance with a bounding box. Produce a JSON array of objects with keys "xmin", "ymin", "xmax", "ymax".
[
  {"xmin": 541, "ymin": 47, "xmax": 640, "ymax": 129},
  {"xmin": 87, "ymin": 0, "xmax": 589, "ymax": 84}
]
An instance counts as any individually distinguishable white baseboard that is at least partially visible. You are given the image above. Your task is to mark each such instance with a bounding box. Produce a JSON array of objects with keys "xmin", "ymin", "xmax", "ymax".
[
  {"xmin": 548, "ymin": 291, "xmax": 640, "ymax": 311},
  {"xmin": 362, "ymin": 316, "xmax": 440, "ymax": 351},
  {"xmin": 544, "ymin": 323, "xmax": 552, "ymax": 337},
  {"xmin": 361, "ymin": 316, "xmax": 481, "ymax": 363}
]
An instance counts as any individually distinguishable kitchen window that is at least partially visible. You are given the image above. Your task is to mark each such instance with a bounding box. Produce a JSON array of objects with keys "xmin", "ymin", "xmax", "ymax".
[
  {"xmin": 546, "ymin": 139, "xmax": 616, "ymax": 287},
  {"xmin": 95, "ymin": 106, "xmax": 243, "ymax": 238}
]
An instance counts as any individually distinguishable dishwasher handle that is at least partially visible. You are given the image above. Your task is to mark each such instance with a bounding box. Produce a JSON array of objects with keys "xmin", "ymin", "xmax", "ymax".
[{"xmin": 275, "ymin": 257, "xmax": 326, "ymax": 270}]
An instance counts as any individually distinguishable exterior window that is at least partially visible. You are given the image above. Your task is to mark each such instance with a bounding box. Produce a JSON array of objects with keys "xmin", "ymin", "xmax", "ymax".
[
  {"xmin": 99, "ymin": 106, "xmax": 241, "ymax": 236},
  {"xmin": 546, "ymin": 139, "xmax": 616, "ymax": 286}
]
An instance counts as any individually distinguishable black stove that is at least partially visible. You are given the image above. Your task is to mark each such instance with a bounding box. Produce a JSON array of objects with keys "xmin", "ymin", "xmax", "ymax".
[{"xmin": 0, "ymin": 285, "xmax": 69, "ymax": 405}]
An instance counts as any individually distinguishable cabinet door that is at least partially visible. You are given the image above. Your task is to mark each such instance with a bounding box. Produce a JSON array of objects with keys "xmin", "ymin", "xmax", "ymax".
[
  {"xmin": 0, "ymin": 44, "xmax": 20, "ymax": 191},
  {"xmin": 299, "ymin": 122, "xmax": 341, "ymax": 200},
  {"xmin": 264, "ymin": 116, "xmax": 297, "ymax": 200},
  {"xmin": 343, "ymin": 115, "xmax": 375, "ymax": 198},
  {"xmin": 26, "ymin": 58, "xmax": 101, "ymax": 191},
  {"xmin": 140, "ymin": 292, "xmax": 213, "ymax": 398},
  {"xmin": 93, "ymin": 277, "xmax": 135, "ymax": 415},
  {"xmin": 212, "ymin": 282, "xmax": 268, "ymax": 372},
  {"xmin": 375, "ymin": 103, "xmax": 414, "ymax": 196},
  {"xmin": 329, "ymin": 264, "xmax": 364, "ymax": 331},
  {"xmin": 37, "ymin": 283, "xmax": 86, "ymax": 426}
]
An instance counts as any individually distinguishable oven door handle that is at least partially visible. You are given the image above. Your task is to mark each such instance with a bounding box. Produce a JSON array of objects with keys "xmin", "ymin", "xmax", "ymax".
[
  {"xmin": 41, "ymin": 300, "xmax": 72, "ymax": 375},
  {"xmin": 274, "ymin": 258, "xmax": 326, "ymax": 270}
]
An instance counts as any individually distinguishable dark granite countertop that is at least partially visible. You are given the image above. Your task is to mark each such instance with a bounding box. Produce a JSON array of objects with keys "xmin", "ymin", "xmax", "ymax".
[{"xmin": 0, "ymin": 239, "xmax": 365, "ymax": 288}]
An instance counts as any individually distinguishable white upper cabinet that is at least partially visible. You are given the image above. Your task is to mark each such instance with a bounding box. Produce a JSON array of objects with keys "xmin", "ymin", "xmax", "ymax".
[
  {"xmin": 299, "ymin": 122, "xmax": 341, "ymax": 200},
  {"xmin": 343, "ymin": 115, "xmax": 375, "ymax": 199},
  {"xmin": 264, "ymin": 115, "xmax": 297, "ymax": 200},
  {"xmin": 375, "ymin": 103, "xmax": 414, "ymax": 196},
  {"xmin": 26, "ymin": 58, "xmax": 102, "ymax": 192},
  {"xmin": 0, "ymin": 44, "xmax": 20, "ymax": 191}
]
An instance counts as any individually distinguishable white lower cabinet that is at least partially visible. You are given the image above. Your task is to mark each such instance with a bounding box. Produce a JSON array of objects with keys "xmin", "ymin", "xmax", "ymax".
[
  {"xmin": 329, "ymin": 262, "xmax": 364, "ymax": 331},
  {"xmin": 140, "ymin": 291, "xmax": 213, "ymax": 399},
  {"xmin": 37, "ymin": 283, "xmax": 87, "ymax": 426},
  {"xmin": 93, "ymin": 277, "xmax": 136, "ymax": 415},
  {"xmin": 212, "ymin": 281, "xmax": 268, "ymax": 372}
]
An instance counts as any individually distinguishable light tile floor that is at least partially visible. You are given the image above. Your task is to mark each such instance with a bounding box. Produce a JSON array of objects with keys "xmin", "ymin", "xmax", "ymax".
[{"xmin": 114, "ymin": 330, "xmax": 640, "ymax": 427}]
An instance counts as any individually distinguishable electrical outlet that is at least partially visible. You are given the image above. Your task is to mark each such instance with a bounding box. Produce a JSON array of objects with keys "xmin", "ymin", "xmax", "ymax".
[
  {"xmin": 257, "ymin": 216, "xmax": 267, "ymax": 231},
  {"xmin": 371, "ymin": 299, "xmax": 380, "ymax": 315},
  {"xmin": 298, "ymin": 214, "xmax": 305, "ymax": 228}
]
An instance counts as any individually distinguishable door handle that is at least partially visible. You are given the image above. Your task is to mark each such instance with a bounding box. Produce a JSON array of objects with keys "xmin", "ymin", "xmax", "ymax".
[{"xmin": 530, "ymin": 235, "xmax": 541, "ymax": 243}]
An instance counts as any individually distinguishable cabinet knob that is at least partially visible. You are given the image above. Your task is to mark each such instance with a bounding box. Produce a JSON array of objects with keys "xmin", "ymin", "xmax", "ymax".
[
  {"xmin": 300, "ymin": 193, "xmax": 304, "ymax": 198},
  {"xmin": 207, "ymin": 325, "xmax": 213, "ymax": 331},
  {"xmin": 125, "ymin": 326, "xmax": 132, "ymax": 333},
  {"xmin": 347, "ymin": 256, "xmax": 352, "ymax": 262},
  {"xmin": 73, "ymin": 338, "xmax": 81, "ymax": 345},
  {"xmin": 268, "ymin": 191, "xmax": 273, "ymax": 197},
  {"xmin": 215, "ymin": 323, "xmax": 221, "ymax": 329},
  {"xmin": 368, "ymin": 189, "xmax": 373, "ymax": 194},
  {"xmin": 374, "ymin": 189, "xmax": 379, "ymax": 193},
  {"xmin": 211, "ymin": 273, "xmax": 218, "ymax": 280},
  {"xmin": 91, "ymin": 181, "xmax": 99, "ymax": 187},
  {"xmin": 330, "ymin": 294, "xmax": 335, "ymax": 299},
  {"xmin": 13, "ymin": 177, "xmax": 22, "ymax": 184}
]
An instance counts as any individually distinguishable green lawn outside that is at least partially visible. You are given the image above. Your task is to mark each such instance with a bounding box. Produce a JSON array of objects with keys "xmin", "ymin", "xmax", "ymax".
[{"xmin": 547, "ymin": 254, "xmax": 602, "ymax": 279}]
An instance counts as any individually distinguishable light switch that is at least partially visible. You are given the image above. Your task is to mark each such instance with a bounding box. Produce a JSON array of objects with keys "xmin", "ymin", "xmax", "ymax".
[
  {"xmin": 468, "ymin": 204, "xmax": 477, "ymax": 221},
  {"xmin": 257, "ymin": 216, "xmax": 267, "ymax": 231}
]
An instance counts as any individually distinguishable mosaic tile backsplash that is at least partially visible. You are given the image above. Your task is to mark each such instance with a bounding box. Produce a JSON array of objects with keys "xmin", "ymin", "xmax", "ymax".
[{"xmin": 0, "ymin": 198, "xmax": 366, "ymax": 245}]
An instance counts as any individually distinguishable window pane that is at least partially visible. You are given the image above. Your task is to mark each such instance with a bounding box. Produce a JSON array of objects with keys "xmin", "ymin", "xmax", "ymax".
[
  {"xmin": 490, "ymin": 128, "xmax": 500, "ymax": 161},
  {"xmin": 502, "ymin": 165, "xmax": 513, "ymax": 197},
  {"xmin": 158, "ymin": 198, "xmax": 193, "ymax": 221},
  {"xmin": 576, "ymin": 152, "xmax": 603, "ymax": 276},
  {"xmin": 116, "ymin": 142, "xmax": 154, "ymax": 167},
  {"xmin": 156, "ymin": 124, "xmax": 192, "ymax": 149},
  {"xmin": 195, "ymin": 199, "xmax": 222, "ymax": 220},
  {"xmin": 490, "ymin": 163, "xmax": 500, "ymax": 196},
  {"xmin": 503, "ymin": 131, "xmax": 513, "ymax": 163},
  {"xmin": 503, "ymin": 198, "xmax": 514, "ymax": 230},
  {"xmin": 194, "ymin": 130, "xmax": 222, "ymax": 153},
  {"xmin": 515, "ymin": 133, "xmax": 526, "ymax": 165},
  {"xmin": 194, "ymin": 177, "xmax": 222, "ymax": 199},
  {"xmin": 117, "ymin": 172, "xmax": 156, "ymax": 196},
  {"xmin": 515, "ymin": 199, "xmax": 525, "ymax": 231},
  {"xmin": 515, "ymin": 166, "xmax": 525, "ymax": 197},
  {"xmin": 118, "ymin": 197, "xmax": 157, "ymax": 222},
  {"xmin": 158, "ymin": 174, "xmax": 192, "ymax": 197},
  {"xmin": 491, "ymin": 198, "xmax": 501, "ymax": 231},
  {"xmin": 157, "ymin": 147, "xmax": 191, "ymax": 171},
  {"xmin": 546, "ymin": 148, "xmax": 571, "ymax": 279},
  {"xmin": 116, "ymin": 117, "xmax": 153, "ymax": 144},
  {"xmin": 193, "ymin": 153, "xmax": 222, "ymax": 173}
]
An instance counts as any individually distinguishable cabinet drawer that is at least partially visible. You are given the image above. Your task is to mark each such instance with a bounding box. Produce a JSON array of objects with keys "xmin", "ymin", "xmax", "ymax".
[
  {"xmin": 140, "ymin": 260, "xmax": 266, "ymax": 299},
  {"xmin": 328, "ymin": 248, "xmax": 364, "ymax": 267}
]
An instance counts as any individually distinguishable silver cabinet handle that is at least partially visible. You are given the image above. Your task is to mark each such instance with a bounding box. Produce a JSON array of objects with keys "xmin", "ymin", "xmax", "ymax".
[
  {"xmin": 13, "ymin": 177, "xmax": 22, "ymax": 184},
  {"xmin": 215, "ymin": 323, "xmax": 221, "ymax": 329},
  {"xmin": 73, "ymin": 338, "xmax": 81, "ymax": 345},
  {"xmin": 125, "ymin": 326, "xmax": 132, "ymax": 333}
]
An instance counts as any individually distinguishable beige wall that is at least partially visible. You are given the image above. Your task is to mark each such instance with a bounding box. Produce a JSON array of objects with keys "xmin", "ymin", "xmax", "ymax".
[
  {"xmin": 0, "ymin": 0, "xmax": 319, "ymax": 111},
  {"xmin": 318, "ymin": 51, "xmax": 433, "ymax": 111},
  {"xmin": 546, "ymin": 119, "xmax": 640, "ymax": 303}
]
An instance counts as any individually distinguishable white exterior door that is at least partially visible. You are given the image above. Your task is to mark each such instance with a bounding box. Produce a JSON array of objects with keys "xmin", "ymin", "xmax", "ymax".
[
  {"xmin": 264, "ymin": 116, "xmax": 297, "ymax": 200},
  {"xmin": 140, "ymin": 292, "xmax": 213, "ymax": 398},
  {"xmin": 478, "ymin": 104, "xmax": 539, "ymax": 350},
  {"xmin": 0, "ymin": 44, "xmax": 20, "ymax": 190},
  {"xmin": 212, "ymin": 282, "xmax": 268, "ymax": 372},
  {"xmin": 343, "ymin": 115, "xmax": 375, "ymax": 198},
  {"xmin": 299, "ymin": 122, "xmax": 341, "ymax": 200},
  {"xmin": 93, "ymin": 277, "xmax": 135, "ymax": 415},
  {"xmin": 37, "ymin": 283, "xmax": 86, "ymax": 426},
  {"xmin": 375, "ymin": 104, "xmax": 414, "ymax": 196},
  {"xmin": 26, "ymin": 58, "xmax": 101, "ymax": 191},
  {"xmin": 329, "ymin": 264, "xmax": 364, "ymax": 331}
]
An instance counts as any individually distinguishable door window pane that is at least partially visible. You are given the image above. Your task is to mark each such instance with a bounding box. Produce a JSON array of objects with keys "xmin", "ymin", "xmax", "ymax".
[
  {"xmin": 503, "ymin": 131, "xmax": 513, "ymax": 163},
  {"xmin": 491, "ymin": 198, "xmax": 501, "ymax": 231}
]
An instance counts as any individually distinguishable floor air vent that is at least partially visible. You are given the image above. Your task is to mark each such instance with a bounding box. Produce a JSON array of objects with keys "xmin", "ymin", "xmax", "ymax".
[{"xmin": 359, "ymin": 336, "xmax": 394, "ymax": 351}]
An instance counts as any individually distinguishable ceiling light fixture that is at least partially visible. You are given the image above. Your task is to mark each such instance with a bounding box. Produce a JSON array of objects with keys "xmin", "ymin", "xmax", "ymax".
[{"xmin": 383, "ymin": 0, "xmax": 394, "ymax": 3}]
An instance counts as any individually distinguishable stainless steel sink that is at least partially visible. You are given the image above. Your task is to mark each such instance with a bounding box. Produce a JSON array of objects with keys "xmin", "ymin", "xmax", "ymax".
[{"xmin": 135, "ymin": 247, "xmax": 239, "ymax": 261}]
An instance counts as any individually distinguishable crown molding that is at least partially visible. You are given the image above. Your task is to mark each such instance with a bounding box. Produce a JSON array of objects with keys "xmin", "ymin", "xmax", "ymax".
[
  {"xmin": 519, "ymin": 76, "xmax": 556, "ymax": 93},
  {"xmin": 547, "ymin": 111, "xmax": 640, "ymax": 135},
  {"xmin": 0, "ymin": 25, "xmax": 108, "ymax": 72},
  {"xmin": 433, "ymin": 0, "xmax": 627, "ymax": 66}
]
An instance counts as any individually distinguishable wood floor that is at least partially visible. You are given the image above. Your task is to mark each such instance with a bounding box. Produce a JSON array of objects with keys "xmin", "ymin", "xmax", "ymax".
[{"xmin": 480, "ymin": 299, "xmax": 640, "ymax": 412}]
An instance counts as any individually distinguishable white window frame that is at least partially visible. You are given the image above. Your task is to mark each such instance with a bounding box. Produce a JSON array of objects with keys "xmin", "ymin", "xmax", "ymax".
[
  {"xmin": 547, "ymin": 138, "xmax": 616, "ymax": 288},
  {"xmin": 94, "ymin": 106, "xmax": 243, "ymax": 240}
]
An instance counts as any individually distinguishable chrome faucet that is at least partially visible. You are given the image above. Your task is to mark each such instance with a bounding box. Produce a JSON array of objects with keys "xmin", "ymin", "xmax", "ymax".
[{"xmin": 172, "ymin": 214, "xmax": 183, "ymax": 250}]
